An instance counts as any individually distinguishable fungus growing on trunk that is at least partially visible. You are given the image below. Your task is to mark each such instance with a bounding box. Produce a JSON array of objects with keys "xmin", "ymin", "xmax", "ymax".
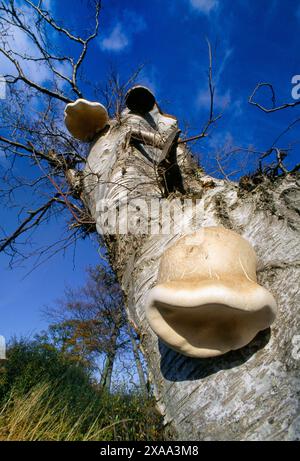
[
  {"xmin": 125, "ymin": 85, "xmax": 156, "ymax": 114},
  {"xmin": 146, "ymin": 227, "xmax": 277, "ymax": 358},
  {"xmin": 64, "ymin": 99, "xmax": 109, "ymax": 142}
]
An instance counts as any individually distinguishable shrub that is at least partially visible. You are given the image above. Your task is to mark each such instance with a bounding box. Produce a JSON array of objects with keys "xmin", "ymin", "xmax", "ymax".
[{"xmin": 0, "ymin": 339, "xmax": 164, "ymax": 441}]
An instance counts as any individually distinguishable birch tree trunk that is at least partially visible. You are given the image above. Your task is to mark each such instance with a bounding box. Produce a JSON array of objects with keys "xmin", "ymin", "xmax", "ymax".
[
  {"xmin": 128, "ymin": 325, "xmax": 148, "ymax": 394},
  {"xmin": 100, "ymin": 327, "xmax": 119, "ymax": 391},
  {"xmin": 100, "ymin": 349, "xmax": 115, "ymax": 391},
  {"xmin": 81, "ymin": 107, "xmax": 300, "ymax": 441}
]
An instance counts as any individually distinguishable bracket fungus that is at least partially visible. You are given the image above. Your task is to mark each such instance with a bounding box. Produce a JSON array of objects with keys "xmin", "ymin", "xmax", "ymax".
[
  {"xmin": 125, "ymin": 85, "xmax": 156, "ymax": 114},
  {"xmin": 64, "ymin": 99, "xmax": 109, "ymax": 142},
  {"xmin": 146, "ymin": 227, "xmax": 277, "ymax": 358}
]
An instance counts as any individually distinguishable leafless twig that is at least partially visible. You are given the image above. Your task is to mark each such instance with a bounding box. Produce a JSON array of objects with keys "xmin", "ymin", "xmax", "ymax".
[
  {"xmin": 179, "ymin": 39, "xmax": 222, "ymax": 144},
  {"xmin": 249, "ymin": 82, "xmax": 300, "ymax": 113}
]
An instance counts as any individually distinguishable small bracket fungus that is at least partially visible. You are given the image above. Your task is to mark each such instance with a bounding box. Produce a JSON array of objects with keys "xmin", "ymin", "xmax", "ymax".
[
  {"xmin": 125, "ymin": 85, "xmax": 156, "ymax": 114},
  {"xmin": 146, "ymin": 227, "xmax": 277, "ymax": 358},
  {"xmin": 64, "ymin": 99, "xmax": 109, "ymax": 142}
]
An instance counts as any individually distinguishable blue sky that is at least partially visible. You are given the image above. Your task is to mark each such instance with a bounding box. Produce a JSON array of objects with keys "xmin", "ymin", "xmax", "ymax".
[{"xmin": 0, "ymin": 0, "xmax": 299, "ymax": 341}]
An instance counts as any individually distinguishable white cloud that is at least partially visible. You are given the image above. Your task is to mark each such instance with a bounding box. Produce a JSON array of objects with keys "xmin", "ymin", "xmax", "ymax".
[
  {"xmin": 100, "ymin": 24, "xmax": 129, "ymax": 52},
  {"xmin": 208, "ymin": 130, "xmax": 234, "ymax": 150},
  {"xmin": 99, "ymin": 10, "xmax": 146, "ymax": 53},
  {"xmin": 215, "ymin": 47, "xmax": 233, "ymax": 84},
  {"xmin": 0, "ymin": 75, "xmax": 6, "ymax": 99},
  {"xmin": 0, "ymin": 1, "xmax": 73, "ymax": 94},
  {"xmin": 197, "ymin": 88, "xmax": 231, "ymax": 110},
  {"xmin": 190, "ymin": 0, "xmax": 219, "ymax": 14},
  {"xmin": 195, "ymin": 42, "xmax": 234, "ymax": 113},
  {"xmin": 0, "ymin": 3, "xmax": 54, "ymax": 85},
  {"xmin": 138, "ymin": 66, "xmax": 159, "ymax": 96},
  {"xmin": 124, "ymin": 9, "xmax": 146, "ymax": 33},
  {"xmin": 0, "ymin": 29, "xmax": 51, "ymax": 85},
  {"xmin": 41, "ymin": 0, "xmax": 53, "ymax": 10}
]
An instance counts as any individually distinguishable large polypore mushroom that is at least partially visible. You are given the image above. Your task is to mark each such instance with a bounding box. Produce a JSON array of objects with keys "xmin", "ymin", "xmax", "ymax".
[
  {"xmin": 146, "ymin": 227, "xmax": 277, "ymax": 358},
  {"xmin": 125, "ymin": 85, "xmax": 156, "ymax": 114},
  {"xmin": 64, "ymin": 99, "xmax": 109, "ymax": 142}
]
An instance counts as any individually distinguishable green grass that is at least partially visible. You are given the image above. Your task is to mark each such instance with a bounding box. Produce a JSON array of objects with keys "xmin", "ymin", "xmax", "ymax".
[
  {"xmin": 0, "ymin": 339, "xmax": 164, "ymax": 441},
  {"xmin": 0, "ymin": 381, "xmax": 163, "ymax": 441}
]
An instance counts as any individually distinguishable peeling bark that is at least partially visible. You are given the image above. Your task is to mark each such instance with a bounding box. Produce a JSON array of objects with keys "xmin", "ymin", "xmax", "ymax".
[{"xmin": 82, "ymin": 107, "xmax": 300, "ymax": 441}]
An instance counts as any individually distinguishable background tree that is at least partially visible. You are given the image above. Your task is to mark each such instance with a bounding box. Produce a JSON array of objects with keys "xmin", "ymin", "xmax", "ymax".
[
  {"xmin": 0, "ymin": 338, "xmax": 162, "ymax": 440},
  {"xmin": 0, "ymin": 0, "xmax": 299, "ymax": 441},
  {"xmin": 43, "ymin": 265, "xmax": 148, "ymax": 393}
]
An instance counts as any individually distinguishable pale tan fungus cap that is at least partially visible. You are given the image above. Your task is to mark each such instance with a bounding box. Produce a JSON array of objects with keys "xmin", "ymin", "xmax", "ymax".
[
  {"xmin": 64, "ymin": 99, "xmax": 109, "ymax": 142},
  {"xmin": 146, "ymin": 227, "xmax": 277, "ymax": 358}
]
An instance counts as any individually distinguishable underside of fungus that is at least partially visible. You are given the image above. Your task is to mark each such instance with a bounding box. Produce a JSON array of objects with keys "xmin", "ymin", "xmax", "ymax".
[
  {"xmin": 64, "ymin": 99, "xmax": 109, "ymax": 142},
  {"xmin": 146, "ymin": 227, "xmax": 277, "ymax": 358},
  {"xmin": 125, "ymin": 85, "xmax": 156, "ymax": 114}
]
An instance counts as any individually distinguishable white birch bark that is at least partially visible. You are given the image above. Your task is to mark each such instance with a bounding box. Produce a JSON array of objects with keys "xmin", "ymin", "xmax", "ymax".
[{"xmin": 82, "ymin": 107, "xmax": 300, "ymax": 441}]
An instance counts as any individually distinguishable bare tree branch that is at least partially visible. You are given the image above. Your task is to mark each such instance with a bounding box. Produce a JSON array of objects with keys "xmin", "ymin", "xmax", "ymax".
[
  {"xmin": 179, "ymin": 39, "xmax": 222, "ymax": 145},
  {"xmin": 24, "ymin": 0, "xmax": 102, "ymax": 96},
  {"xmin": 0, "ymin": 0, "xmax": 102, "ymax": 102},
  {"xmin": 249, "ymin": 82, "xmax": 300, "ymax": 113},
  {"xmin": 0, "ymin": 197, "xmax": 56, "ymax": 253},
  {"xmin": 0, "ymin": 46, "xmax": 72, "ymax": 103}
]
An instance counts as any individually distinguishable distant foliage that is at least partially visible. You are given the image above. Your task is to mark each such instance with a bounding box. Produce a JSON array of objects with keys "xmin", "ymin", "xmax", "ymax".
[
  {"xmin": 0, "ymin": 338, "xmax": 92, "ymax": 401},
  {"xmin": 0, "ymin": 339, "xmax": 163, "ymax": 441},
  {"xmin": 42, "ymin": 265, "xmax": 147, "ymax": 393}
]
